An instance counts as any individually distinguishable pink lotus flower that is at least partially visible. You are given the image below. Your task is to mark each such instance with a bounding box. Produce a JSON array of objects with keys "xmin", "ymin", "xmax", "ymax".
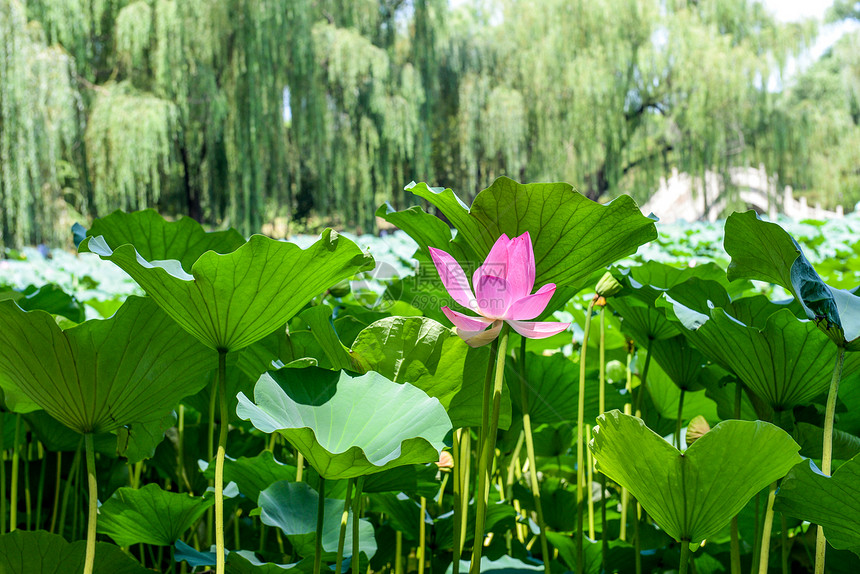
[{"xmin": 428, "ymin": 232, "xmax": 570, "ymax": 347}]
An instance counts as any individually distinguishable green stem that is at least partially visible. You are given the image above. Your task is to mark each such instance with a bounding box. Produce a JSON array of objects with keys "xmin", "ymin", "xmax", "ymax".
[
  {"xmin": 586, "ymin": 424, "xmax": 595, "ymax": 539},
  {"xmin": 177, "ymin": 404, "xmax": 188, "ymax": 493},
  {"xmin": 815, "ymin": 346, "xmax": 846, "ymax": 574},
  {"xmin": 50, "ymin": 451, "xmax": 61, "ymax": 534},
  {"xmin": 314, "ymin": 477, "xmax": 326, "ymax": 574},
  {"xmin": 730, "ymin": 517, "xmax": 741, "ymax": 574},
  {"xmin": 634, "ymin": 505, "xmax": 641, "ymax": 574},
  {"xmin": 730, "ymin": 382, "xmax": 743, "ymax": 574},
  {"xmin": 620, "ymin": 343, "xmax": 633, "ymax": 542},
  {"xmin": 519, "ymin": 338, "xmax": 550, "ymax": 573},
  {"xmin": 634, "ymin": 341, "xmax": 653, "ymax": 419},
  {"xmin": 83, "ymin": 433, "xmax": 98, "ymax": 574},
  {"xmin": 10, "ymin": 414, "xmax": 21, "ymax": 532},
  {"xmin": 36, "ymin": 442, "xmax": 46, "ymax": 529},
  {"xmin": 576, "ymin": 298, "xmax": 596, "ymax": 574},
  {"xmin": 598, "ymin": 306, "xmax": 608, "ymax": 570},
  {"xmin": 758, "ymin": 481, "xmax": 778, "ymax": 574},
  {"xmin": 214, "ymin": 350, "xmax": 229, "ymax": 574},
  {"xmin": 335, "ymin": 478, "xmax": 355, "ymax": 574},
  {"xmin": 452, "ymin": 429, "xmax": 462, "ymax": 574},
  {"xmin": 58, "ymin": 437, "xmax": 82, "ymax": 539},
  {"xmin": 395, "ymin": 530, "xmax": 403, "ymax": 574},
  {"xmin": 781, "ymin": 513, "xmax": 789, "ymax": 574},
  {"xmin": 676, "ymin": 389, "xmax": 686, "ymax": 449},
  {"xmin": 679, "ymin": 541, "xmax": 691, "ymax": 574},
  {"xmin": 352, "ymin": 477, "xmax": 364, "ymax": 574},
  {"xmin": 469, "ymin": 326, "xmax": 510, "ymax": 574},
  {"xmin": 418, "ymin": 496, "xmax": 427, "ymax": 574}
]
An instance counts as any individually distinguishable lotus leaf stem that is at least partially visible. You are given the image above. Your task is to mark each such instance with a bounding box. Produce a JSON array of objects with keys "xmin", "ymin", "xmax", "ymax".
[
  {"xmin": 214, "ymin": 349, "xmax": 229, "ymax": 574},
  {"xmin": 620, "ymin": 342, "xmax": 634, "ymax": 542},
  {"xmin": 10, "ymin": 414, "xmax": 20, "ymax": 532},
  {"xmin": 519, "ymin": 337, "xmax": 550, "ymax": 572},
  {"xmin": 679, "ymin": 541, "xmax": 691, "ymax": 574},
  {"xmin": 576, "ymin": 297, "xmax": 596, "ymax": 574},
  {"xmin": 335, "ymin": 477, "xmax": 355, "ymax": 574},
  {"xmin": 587, "ymin": 424, "xmax": 595, "ymax": 539},
  {"xmin": 419, "ymin": 495, "xmax": 427, "ymax": 574},
  {"xmin": 599, "ymin": 305, "xmax": 609, "ymax": 570},
  {"xmin": 470, "ymin": 325, "xmax": 510, "ymax": 574},
  {"xmin": 675, "ymin": 389, "xmax": 686, "ymax": 449},
  {"xmin": 758, "ymin": 481, "xmax": 778, "ymax": 574},
  {"xmin": 815, "ymin": 346, "xmax": 846, "ymax": 574},
  {"xmin": 352, "ymin": 476, "xmax": 365, "ymax": 574},
  {"xmin": 49, "ymin": 451, "xmax": 61, "ymax": 534},
  {"xmin": 83, "ymin": 433, "xmax": 98, "ymax": 574},
  {"xmin": 314, "ymin": 476, "xmax": 326, "ymax": 574}
]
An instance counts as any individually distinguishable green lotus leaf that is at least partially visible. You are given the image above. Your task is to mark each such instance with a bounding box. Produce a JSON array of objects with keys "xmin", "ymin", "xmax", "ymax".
[
  {"xmin": 725, "ymin": 210, "xmax": 860, "ymax": 350},
  {"xmin": 201, "ymin": 451, "xmax": 296, "ymax": 502},
  {"xmin": 610, "ymin": 295, "xmax": 679, "ymax": 343},
  {"xmin": 589, "ymin": 410, "xmax": 802, "ymax": 544},
  {"xmin": 660, "ymin": 297, "xmax": 858, "ymax": 411},
  {"xmin": 448, "ymin": 556, "xmax": 544, "ymax": 573},
  {"xmin": 648, "ymin": 335, "xmax": 707, "ymax": 392},
  {"xmin": 173, "ymin": 540, "xmax": 312, "ymax": 572},
  {"xmin": 375, "ymin": 202, "xmax": 475, "ymax": 263},
  {"xmin": 405, "ymin": 177, "xmax": 656, "ymax": 287},
  {"xmin": 258, "ymin": 481, "xmax": 376, "ymax": 560},
  {"xmin": 504, "ymin": 351, "xmax": 625, "ymax": 425},
  {"xmin": 349, "ymin": 316, "xmax": 503, "ymax": 429},
  {"xmin": 79, "ymin": 210, "xmax": 374, "ymax": 351},
  {"xmin": 0, "ymin": 296, "xmax": 212, "ymax": 433},
  {"xmin": 97, "ymin": 483, "xmax": 213, "ymax": 546},
  {"xmin": 645, "ymin": 359, "xmax": 719, "ymax": 424},
  {"xmin": 0, "ymin": 283, "xmax": 86, "ymax": 323},
  {"xmin": 86, "ymin": 209, "xmax": 246, "ymax": 270},
  {"xmin": 792, "ymin": 422, "xmax": 860, "ymax": 461},
  {"xmin": 0, "ymin": 530, "xmax": 149, "ymax": 573},
  {"xmin": 237, "ymin": 368, "xmax": 452, "ymax": 479},
  {"xmin": 775, "ymin": 455, "xmax": 860, "ymax": 556}
]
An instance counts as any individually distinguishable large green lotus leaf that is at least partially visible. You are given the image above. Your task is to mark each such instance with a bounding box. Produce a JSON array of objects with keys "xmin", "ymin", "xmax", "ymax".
[
  {"xmin": 258, "ymin": 481, "xmax": 376, "ymax": 560},
  {"xmin": 774, "ymin": 455, "xmax": 860, "ymax": 556},
  {"xmin": 349, "ymin": 316, "xmax": 504, "ymax": 429},
  {"xmin": 0, "ymin": 283, "xmax": 86, "ymax": 323},
  {"xmin": 590, "ymin": 410, "xmax": 802, "ymax": 544},
  {"xmin": 609, "ymin": 295, "xmax": 679, "ymax": 343},
  {"xmin": 660, "ymin": 297, "xmax": 855, "ymax": 411},
  {"xmin": 85, "ymin": 209, "xmax": 246, "ymax": 270},
  {"xmin": 237, "ymin": 368, "xmax": 452, "ymax": 479},
  {"xmin": 648, "ymin": 335, "xmax": 707, "ymax": 392},
  {"xmin": 185, "ymin": 328, "xmax": 288, "ymax": 424},
  {"xmin": 792, "ymin": 422, "xmax": 860, "ymax": 461},
  {"xmin": 725, "ymin": 210, "xmax": 860, "ymax": 350},
  {"xmin": 284, "ymin": 305, "xmax": 359, "ymax": 371},
  {"xmin": 97, "ymin": 483, "xmax": 213, "ymax": 546},
  {"xmin": 407, "ymin": 178, "xmax": 656, "ymax": 287},
  {"xmin": 173, "ymin": 540, "xmax": 313, "ymax": 572},
  {"xmin": 201, "ymin": 451, "xmax": 297, "ymax": 502},
  {"xmin": 0, "ymin": 530, "xmax": 149, "ymax": 574},
  {"xmin": 645, "ymin": 359, "xmax": 719, "ymax": 424},
  {"xmin": 375, "ymin": 202, "xmax": 476, "ymax": 263},
  {"xmin": 448, "ymin": 556, "xmax": 544, "ymax": 573},
  {"xmin": 504, "ymin": 351, "xmax": 625, "ymax": 425},
  {"xmin": 0, "ymin": 296, "xmax": 212, "ymax": 433},
  {"xmin": 80, "ymin": 212, "xmax": 374, "ymax": 351}
]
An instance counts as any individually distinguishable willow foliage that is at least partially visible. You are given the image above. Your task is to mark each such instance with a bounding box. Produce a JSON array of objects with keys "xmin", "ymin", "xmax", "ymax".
[{"xmin": 1, "ymin": 0, "xmax": 858, "ymax": 247}]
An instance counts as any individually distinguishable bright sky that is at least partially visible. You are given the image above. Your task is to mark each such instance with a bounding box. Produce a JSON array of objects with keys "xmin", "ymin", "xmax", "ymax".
[{"xmin": 763, "ymin": 0, "xmax": 859, "ymax": 61}]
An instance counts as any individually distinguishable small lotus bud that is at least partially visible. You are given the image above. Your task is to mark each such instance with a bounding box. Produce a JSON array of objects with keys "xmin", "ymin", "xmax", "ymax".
[
  {"xmin": 595, "ymin": 272, "xmax": 622, "ymax": 298},
  {"xmin": 328, "ymin": 280, "xmax": 351, "ymax": 298},
  {"xmin": 436, "ymin": 450, "xmax": 454, "ymax": 470},
  {"xmin": 686, "ymin": 415, "xmax": 711, "ymax": 445}
]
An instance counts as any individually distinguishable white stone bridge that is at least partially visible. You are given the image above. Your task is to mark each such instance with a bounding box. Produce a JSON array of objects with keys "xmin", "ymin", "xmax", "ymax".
[{"xmin": 641, "ymin": 165, "xmax": 845, "ymax": 223}]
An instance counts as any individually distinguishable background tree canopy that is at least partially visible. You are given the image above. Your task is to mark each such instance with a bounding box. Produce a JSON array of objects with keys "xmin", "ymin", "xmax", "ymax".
[{"xmin": 1, "ymin": 0, "xmax": 859, "ymax": 246}]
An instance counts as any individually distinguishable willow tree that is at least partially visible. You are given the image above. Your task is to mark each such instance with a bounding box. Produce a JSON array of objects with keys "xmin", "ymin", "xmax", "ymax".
[
  {"xmin": 439, "ymin": 0, "xmax": 817, "ymax": 206},
  {"xmin": 0, "ymin": 0, "xmax": 80, "ymax": 247}
]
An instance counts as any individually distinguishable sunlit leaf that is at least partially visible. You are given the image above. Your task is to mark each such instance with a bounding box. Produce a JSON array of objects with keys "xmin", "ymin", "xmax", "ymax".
[
  {"xmin": 775, "ymin": 455, "xmax": 860, "ymax": 557},
  {"xmin": 0, "ymin": 296, "xmax": 211, "ymax": 433},
  {"xmin": 237, "ymin": 368, "xmax": 452, "ymax": 479},
  {"xmin": 97, "ymin": 483, "xmax": 213, "ymax": 546},
  {"xmin": 590, "ymin": 410, "xmax": 802, "ymax": 544}
]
